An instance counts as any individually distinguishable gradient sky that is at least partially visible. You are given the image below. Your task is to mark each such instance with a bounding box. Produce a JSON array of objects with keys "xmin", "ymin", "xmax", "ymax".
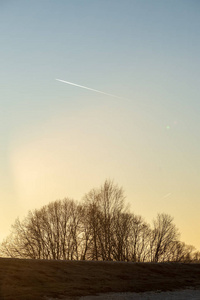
[{"xmin": 1, "ymin": 0, "xmax": 200, "ymax": 249}]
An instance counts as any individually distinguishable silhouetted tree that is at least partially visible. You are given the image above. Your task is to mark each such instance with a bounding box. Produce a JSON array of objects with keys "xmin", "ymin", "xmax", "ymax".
[
  {"xmin": 128, "ymin": 214, "xmax": 151, "ymax": 262},
  {"xmin": 82, "ymin": 180, "xmax": 127, "ymax": 261},
  {"xmin": 0, "ymin": 198, "xmax": 82, "ymax": 259},
  {"xmin": 0, "ymin": 181, "xmax": 197, "ymax": 262},
  {"xmin": 150, "ymin": 213, "xmax": 179, "ymax": 262}
]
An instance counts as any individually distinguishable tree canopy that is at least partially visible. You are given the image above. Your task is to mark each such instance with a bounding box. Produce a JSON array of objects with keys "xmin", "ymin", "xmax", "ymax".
[{"xmin": 0, "ymin": 180, "xmax": 198, "ymax": 262}]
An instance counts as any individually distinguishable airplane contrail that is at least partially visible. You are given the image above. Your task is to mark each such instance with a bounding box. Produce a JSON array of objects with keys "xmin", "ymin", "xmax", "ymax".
[
  {"xmin": 162, "ymin": 193, "xmax": 172, "ymax": 199},
  {"xmin": 55, "ymin": 78, "xmax": 125, "ymax": 100}
]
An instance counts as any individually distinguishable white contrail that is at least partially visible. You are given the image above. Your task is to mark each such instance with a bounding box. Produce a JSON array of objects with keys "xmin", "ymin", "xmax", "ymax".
[
  {"xmin": 55, "ymin": 78, "xmax": 124, "ymax": 100},
  {"xmin": 162, "ymin": 193, "xmax": 172, "ymax": 199}
]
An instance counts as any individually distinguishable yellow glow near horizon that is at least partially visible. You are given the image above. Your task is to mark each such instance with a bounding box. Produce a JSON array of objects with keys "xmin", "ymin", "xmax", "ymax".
[{"xmin": 7, "ymin": 109, "xmax": 200, "ymax": 250}]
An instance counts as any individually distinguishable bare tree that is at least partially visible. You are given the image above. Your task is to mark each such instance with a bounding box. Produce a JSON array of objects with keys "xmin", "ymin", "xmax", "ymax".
[
  {"xmin": 0, "ymin": 181, "xmax": 197, "ymax": 263},
  {"xmin": 81, "ymin": 190, "xmax": 102, "ymax": 260},
  {"xmin": 82, "ymin": 180, "xmax": 127, "ymax": 261},
  {"xmin": 0, "ymin": 198, "xmax": 82, "ymax": 260},
  {"xmin": 164, "ymin": 241, "xmax": 196, "ymax": 262},
  {"xmin": 128, "ymin": 214, "xmax": 151, "ymax": 262},
  {"xmin": 150, "ymin": 213, "xmax": 179, "ymax": 262},
  {"xmin": 111, "ymin": 212, "xmax": 132, "ymax": 261}
]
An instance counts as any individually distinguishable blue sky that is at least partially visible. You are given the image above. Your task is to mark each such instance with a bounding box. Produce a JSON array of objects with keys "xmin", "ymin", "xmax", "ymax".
[{"xmin": 1, "ymin": 0, "xmax": 200, "ymax": 248}]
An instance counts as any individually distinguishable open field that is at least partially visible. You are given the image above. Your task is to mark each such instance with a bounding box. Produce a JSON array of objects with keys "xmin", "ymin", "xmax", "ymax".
[{"xmin": 0, "ymin": 258, "xmax": 200, "ymax": 300}]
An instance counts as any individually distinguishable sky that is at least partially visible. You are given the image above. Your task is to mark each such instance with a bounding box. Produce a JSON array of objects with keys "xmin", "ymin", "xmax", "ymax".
[{"xmin": 1, "ymin": 0, "xmax": 200, "ymax": 249}]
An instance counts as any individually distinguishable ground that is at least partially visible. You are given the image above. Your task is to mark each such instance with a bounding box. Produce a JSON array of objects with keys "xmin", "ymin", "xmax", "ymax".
[{"xmin": 0, "ymin": 258, "xmax": 200, "ymax": 299}]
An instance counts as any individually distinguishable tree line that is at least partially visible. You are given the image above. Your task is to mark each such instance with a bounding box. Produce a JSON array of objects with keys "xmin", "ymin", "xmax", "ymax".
[{"xmin": 1, "ymin": 180, "xmax": 199, "ymax": 262}]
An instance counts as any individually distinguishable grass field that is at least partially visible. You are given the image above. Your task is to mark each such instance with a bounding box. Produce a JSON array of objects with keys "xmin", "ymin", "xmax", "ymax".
[{"xmin": 0, "ymin": 258, "xmax": 200, "ymax": 300}]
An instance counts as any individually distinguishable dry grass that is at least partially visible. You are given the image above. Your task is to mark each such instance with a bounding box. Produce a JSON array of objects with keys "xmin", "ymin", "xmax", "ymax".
[{"xmin": 0, "ymin": 258, "xmax": 200, "ymax": 299}]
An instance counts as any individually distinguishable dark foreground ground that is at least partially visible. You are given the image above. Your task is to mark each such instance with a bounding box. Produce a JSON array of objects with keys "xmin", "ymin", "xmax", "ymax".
[{"xmin": 0, "ymin": 258, "xmax": 200, "ymax": 300}]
